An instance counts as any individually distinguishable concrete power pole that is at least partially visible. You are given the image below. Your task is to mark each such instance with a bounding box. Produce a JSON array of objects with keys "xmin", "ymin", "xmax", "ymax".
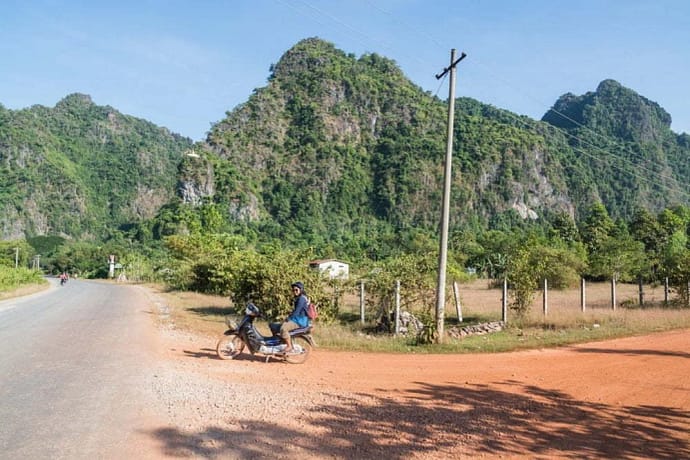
[{"xmin": 434, "ymin": 49, "xmax": 467, "ymax": 344}]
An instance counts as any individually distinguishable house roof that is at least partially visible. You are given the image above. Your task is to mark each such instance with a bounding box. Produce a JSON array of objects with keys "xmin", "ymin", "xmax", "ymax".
[{"xmin": 309, "ymin": 259, "xmax": 348, "ymax": 265}]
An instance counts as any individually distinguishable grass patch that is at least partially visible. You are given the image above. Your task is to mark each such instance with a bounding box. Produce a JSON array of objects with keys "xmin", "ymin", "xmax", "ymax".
[
  {"xmin": 150, "ymin": 282, "xmax": 690, "ymax": 353},
  {"xmin": 0, "ymin": 266, "xmax": 48, "ymax": 299}
]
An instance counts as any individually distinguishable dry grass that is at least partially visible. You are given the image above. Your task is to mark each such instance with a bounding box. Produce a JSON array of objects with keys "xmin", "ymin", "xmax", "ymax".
[
  {"xmin": 0, "ymin": 280, "xmax": 50, "ymax": 300},
  {"xmin": 148, "ymin": 280, "xmax": 690, "ymax": 353},
  {"xmin": 453, "ymin": 278, "xmax": 670, "ymax": 321},
  {"xmin": 149, "ymin": 285, "xmax": 232, "ymax": 338}
]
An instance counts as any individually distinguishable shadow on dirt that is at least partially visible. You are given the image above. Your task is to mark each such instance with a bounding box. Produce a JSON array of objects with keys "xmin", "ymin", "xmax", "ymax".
[
  {"xmin": 573, "ymin": 347, "xmax": 690, "ymax": 359},
  {"xmin": 182, "ymin": 348, "xmax": 218, "ymax": 359},
  {"xmin": 183, "ymin": 348, "xmax": 284, "ymax": 363},
  {"xmin": 188, "ymin": 306, "xmax": 233, "ymax": 317},
  {"xmin": 146, "ymin": 380, "xmax": 690, "ymax": 459}
]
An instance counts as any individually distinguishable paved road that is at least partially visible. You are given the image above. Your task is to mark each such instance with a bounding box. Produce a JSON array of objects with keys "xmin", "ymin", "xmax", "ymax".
[{"xmin": 0, "ymin": 279, "xmax": 161, "ymax": 459}]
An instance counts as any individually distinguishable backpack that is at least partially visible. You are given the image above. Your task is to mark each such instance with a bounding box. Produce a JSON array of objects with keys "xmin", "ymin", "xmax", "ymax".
[{"xmin": 306, "ymin": 302, "xmax": 318, "ymax": 320}]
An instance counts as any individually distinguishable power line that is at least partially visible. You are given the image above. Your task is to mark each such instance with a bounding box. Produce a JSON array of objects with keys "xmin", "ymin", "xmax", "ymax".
[
  {"xmin": 273, "ymin": 0, "xmax": 690, "ymax": 203},
  {"xmin": 361, "ymin": 2, "xmax": 690, "ymax": 202}
]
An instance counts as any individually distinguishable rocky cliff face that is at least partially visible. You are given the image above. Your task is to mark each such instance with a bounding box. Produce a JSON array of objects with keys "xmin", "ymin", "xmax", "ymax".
[
  {"xmin": 0, "ymin": 94, "xmax": 192, "ymax": 239},
  {"xmin": 177, "ymin": 154, "xmax": 216, "ymax": 206},
  {"xmin": 543, "ymin": 79, "xmax": 673, "ymax": 144}
]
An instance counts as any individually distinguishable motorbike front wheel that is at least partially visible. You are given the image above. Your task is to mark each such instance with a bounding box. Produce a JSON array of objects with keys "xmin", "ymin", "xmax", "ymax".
[
  {"xmin": 216, "ymin": 334, "xmax": 245, "ymax": 360},
  {"xmin": 284, "ymin": 336, "xmax": 312, "ymax": 364}
]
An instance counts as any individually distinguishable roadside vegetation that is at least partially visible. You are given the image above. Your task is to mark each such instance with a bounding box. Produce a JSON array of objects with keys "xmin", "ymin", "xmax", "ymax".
[
  {"xmin": 0, "ymin": 265, "xmax": 47, "ymax": 300},
  {"xmin": 4, "ymin": 200, "xmax": 690, "ymax": 354},
  {"xmin": 152, "ymin": 280, "xmax": 690, "ymax": 354}
]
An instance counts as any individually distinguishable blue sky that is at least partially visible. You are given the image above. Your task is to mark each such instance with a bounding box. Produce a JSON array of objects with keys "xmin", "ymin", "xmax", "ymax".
[{"xmin": 1, "ymin": 0, "xmax": 688, "ymax": 141}]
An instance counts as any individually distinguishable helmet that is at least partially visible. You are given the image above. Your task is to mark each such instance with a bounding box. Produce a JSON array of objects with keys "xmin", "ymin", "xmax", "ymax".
[
  {"xmin": 291, "ymin": 281, "xmax": 305, "ymax": 293},
  {"xmin": 245, "ymin": 303, "xmax": 260, "ymax": 316}
]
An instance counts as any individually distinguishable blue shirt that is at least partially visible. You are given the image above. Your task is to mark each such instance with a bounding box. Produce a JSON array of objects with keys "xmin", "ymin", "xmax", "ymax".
[{"xmin": 288, "ymin": 294, "xmax": 309, "ymax": 328}]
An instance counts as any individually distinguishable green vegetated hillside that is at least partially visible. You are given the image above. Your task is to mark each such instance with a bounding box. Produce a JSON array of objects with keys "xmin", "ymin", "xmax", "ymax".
[
  {"xmin": 196, "ymin": 38, "xmax": 690, "ymax": 254},
  {"xmin": 0, "ymin": 93, "xmax": 192, "ymax": 240},
  {"xmin": 2, "ymin": 37, "xmax": 690, "ymax": 260}
]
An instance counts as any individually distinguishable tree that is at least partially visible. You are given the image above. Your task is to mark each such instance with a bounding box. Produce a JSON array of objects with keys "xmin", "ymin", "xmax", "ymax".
[
  {"xmin": 506, "ymin": 237, "xmax": 586, "ymax": 318},
  {"xmin": 587, "ymin": 234, "xmax": 647, "ymax": 282},
  {"xmin": 659, "ymin": 231, "xmax": 690, "ymax": 307},
  {"xmin": 579, "ymin": 202, "xmax": 614, "ymax": 255}
]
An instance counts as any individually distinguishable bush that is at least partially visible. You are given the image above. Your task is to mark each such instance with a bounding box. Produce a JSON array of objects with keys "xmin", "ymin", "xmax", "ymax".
[
  {"xmin": 229, "ymin": 247, "xmax": 340, "ymax": 322},
  {"xmin": 0, "ymin": 266, "xmax": 45, "ymax": 292}
]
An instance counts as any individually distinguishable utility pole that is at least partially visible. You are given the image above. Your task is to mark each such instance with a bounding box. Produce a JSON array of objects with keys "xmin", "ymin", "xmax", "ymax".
[
  {"xmin": 14, "ymin": 247, "xmax": 19, "ymax": 269},
  {"xmin": 434, "ymin": 49, "xmax": 467, "ymax": 344}
]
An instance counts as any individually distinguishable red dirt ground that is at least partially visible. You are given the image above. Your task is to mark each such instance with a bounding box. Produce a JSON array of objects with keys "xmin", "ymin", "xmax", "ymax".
[{"xmin": 160, "ymin": 327, "xmax": 690, "ymax": 459}]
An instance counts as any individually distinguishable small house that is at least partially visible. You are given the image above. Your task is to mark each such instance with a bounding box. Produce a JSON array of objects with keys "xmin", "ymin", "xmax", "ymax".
[{"xmin": 309, "ymin": 259, "xmax": 349, "ymax": 280}]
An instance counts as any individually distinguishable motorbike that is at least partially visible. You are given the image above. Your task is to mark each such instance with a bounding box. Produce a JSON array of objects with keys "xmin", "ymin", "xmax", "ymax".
[{"xmin": 216, "ymin": 302, "xmax": 315, "ymax": 364}]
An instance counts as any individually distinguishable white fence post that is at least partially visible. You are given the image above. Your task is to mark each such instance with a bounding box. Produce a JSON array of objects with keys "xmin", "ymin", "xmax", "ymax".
[
  {"xmin": 638, "ymin": 276, "xmax": 644, "ymax": 306},
  {"xmin": 664, "ymin": 277, "xmax": 669, "ymax": 305},
  {"xmin": 543, "ymin": 278, "xmax": 548, "ymax": 317},
  {"xmin": 359, "ymin": 281, "xmax": 365, "ymax": 324},
  {"xmin": 502, "ymin": 277, "xmax": 508, "ymax": 323},
  {"xmin": 453, "ymin": 281, "xmax": 463, "ymax": 322},
  {"xmin": 394, "ymin": 280, "xmax": 401, "ymax": 335},
  {"xmin": 580, "ymin": 278, "xmax": 586, "ymax": 313}
]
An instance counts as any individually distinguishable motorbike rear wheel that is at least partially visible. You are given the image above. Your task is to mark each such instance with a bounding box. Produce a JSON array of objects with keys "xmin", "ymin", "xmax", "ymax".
[
  {"xmin": 216, "ymin": 334, "xmax": 245, "ymax": 360},
  {"xmin": 284, "ymin": 336, "xmax": 312, "ymax": 364}
]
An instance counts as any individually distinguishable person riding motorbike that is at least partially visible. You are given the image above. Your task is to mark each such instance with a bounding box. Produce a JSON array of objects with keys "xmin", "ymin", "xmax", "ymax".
[{"xmin": 280, "ymin": 282, "xmax": 310, "ymax": 354}]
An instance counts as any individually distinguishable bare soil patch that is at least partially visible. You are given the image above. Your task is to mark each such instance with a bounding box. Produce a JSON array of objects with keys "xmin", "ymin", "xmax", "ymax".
[{"xmin": 146, "ymin": 292, "xmax": 690, "ymax": 459}]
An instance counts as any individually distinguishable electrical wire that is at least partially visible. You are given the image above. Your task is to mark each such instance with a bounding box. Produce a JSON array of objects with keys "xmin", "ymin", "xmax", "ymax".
[{"xmin": 272, "ymin": 0, "xmax": 690, "ymax": 202}]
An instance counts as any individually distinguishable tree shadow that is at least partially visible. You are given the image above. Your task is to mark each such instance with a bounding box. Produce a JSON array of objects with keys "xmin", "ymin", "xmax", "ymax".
[
  {"xmin": 573, "ymin": 347, "xmax": 690, "ymax": 359},
  {"xmin": 182, "ymin": 348, "xmax": 219, "ymax": 359},
  {"xmin": 188, "ymin": 306, "xmax": 234, "ymax": 317},
  {"xmin": 146, "ymin": 380, "xmax": 690, "ymax": 458}
]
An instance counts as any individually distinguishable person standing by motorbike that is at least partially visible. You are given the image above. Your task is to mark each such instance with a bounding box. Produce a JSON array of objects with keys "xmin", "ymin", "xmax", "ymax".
[{"xmin": 280, "ymin": 282, "xmax": 310, "ymax": 354}]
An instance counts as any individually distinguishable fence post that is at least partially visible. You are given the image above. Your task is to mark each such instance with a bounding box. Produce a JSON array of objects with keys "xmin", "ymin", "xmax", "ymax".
[
  {"xmin": 452, "ymin": 281, "xmax": 463, "ymax": 322},
  {"xmin": 359, "ymin": 281, "xmax": 365, "ymax": 324},
  {"xmin": 543, "ymin": 278, "xmax": 548, "ymax": 317},
  {"xmin": 638, "ymin": 276, "xmax": 644, "ymax": 307},
  {"xmin": 502, "ymin": 277, "xmax": 508, "ymax": 323},
  {"xmin": 611, "ymin": 276, "xmax": 617, "ymax": 310},
  {"xmin": 580, "ymin": 277, "xmax": 586, "ymax": 313},
  {"xmin": 664, "ymin": 277, "xmax": 669, "ymax": 306},
  {"xmin": 394, "ymin": 280, "xmax": 401, "ymax": 335}
]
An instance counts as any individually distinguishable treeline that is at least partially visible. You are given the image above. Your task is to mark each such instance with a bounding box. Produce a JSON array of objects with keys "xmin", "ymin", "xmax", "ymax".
[{"xmin": 6, "ymin": 200, "xmax": 690, "ymax": 320}]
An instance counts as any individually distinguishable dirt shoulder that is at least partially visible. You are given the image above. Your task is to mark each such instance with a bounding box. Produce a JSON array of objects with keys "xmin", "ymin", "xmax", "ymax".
[{"xmin": 145, "ymin": 296, "xmax": 690, "ymax": 459}]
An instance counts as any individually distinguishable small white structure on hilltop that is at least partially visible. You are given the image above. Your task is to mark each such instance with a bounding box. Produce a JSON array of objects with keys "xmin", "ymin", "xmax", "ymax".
[{"xmin": 309, "ymin": 259, "xmax": 349, "ymax": 280}]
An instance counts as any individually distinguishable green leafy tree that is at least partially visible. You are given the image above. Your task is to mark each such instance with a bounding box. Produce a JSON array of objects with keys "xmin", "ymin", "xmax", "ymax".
[
  {"xmin": 0, "ymin": 240, "xmax": 34, "ymax": 268},
  {"xmin": 630, "ymin": 208, "xmax": 663, "ymax": 271},
  {"xmin": 579, "ymin": 202, "xmax": 614, "ymax": 254},
  {"xmin": 361, "ymin": 252, "xmax": 454, "ymax": 344},
  {"xmin": 505, "ymin": 237, "xmax": 586, "ymax": 318},
  {"xmin": 229, "ymin": 247, "xmax": 338, "ymax": 322},
  {"xmin": 588, "ymin": 234, "xmax": 647, "ymax": 282},
  {"xmin": 659, "ymin": 231, "xmax": 690, "ymax": 306}
]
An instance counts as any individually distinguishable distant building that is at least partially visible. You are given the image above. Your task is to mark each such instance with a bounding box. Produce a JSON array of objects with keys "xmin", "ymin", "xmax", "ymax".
[{"xmin": 309, "ymin": 259, "xmax": 349, "ymax": 280}]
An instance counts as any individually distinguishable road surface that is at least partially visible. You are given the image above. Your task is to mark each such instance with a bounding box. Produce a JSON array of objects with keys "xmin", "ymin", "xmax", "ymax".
[
  {"xmin": 2, "ymin": 279, "xmax": 689, "ymax": 458},
  {"xmin": 0, "ymin": 279, "xmax": 161, "ymax": 459}
]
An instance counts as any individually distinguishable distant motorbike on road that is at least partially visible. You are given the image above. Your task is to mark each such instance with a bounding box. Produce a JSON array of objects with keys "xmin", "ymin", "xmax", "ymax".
[{"xmin": 216, "ymin": 303, "xmax": 314, "ymax": 364}]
